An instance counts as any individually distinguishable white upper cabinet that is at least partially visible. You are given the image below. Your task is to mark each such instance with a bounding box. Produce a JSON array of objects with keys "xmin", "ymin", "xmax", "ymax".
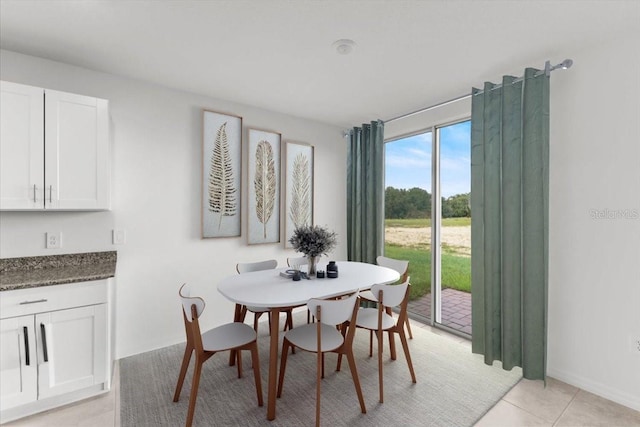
[
  {"xmin": 0, "ymin": 81, "xmax": 110, "ymax": 210},
  {"xmin": 0, "ymin": 81, "xmax": 44, "ymax": 209}
]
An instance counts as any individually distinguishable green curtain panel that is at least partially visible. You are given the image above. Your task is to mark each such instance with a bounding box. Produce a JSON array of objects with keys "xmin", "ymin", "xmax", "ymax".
[
  {"xmin": 347, "ymin": 120, "xmax": 385, "ymax": 264},
  {"xmin": 470, "ymin": 69, "xmax": 549, "ymax": 380}
]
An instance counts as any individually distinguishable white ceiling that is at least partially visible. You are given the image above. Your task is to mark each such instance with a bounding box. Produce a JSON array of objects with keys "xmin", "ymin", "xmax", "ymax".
[{"xmin": 1, "ymin": 0, "xmax": 639, "ymax": 127}]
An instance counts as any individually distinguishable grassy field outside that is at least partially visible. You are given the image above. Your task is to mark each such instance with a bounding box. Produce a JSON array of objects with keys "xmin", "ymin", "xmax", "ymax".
[
  {"xmin": 385, "ymin": 217, "xmax": 471, "ymax": 228},
  {"xmin": 384, "ymin": 217, "xmax": 471, "ymax": 300}
]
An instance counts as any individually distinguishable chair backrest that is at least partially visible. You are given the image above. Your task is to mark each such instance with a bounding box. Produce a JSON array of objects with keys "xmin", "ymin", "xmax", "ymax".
[
  {"xmin": 287, "ymin": 256, "xmax": 308, "ymax": 269},
  {"xmin": 179, "ymin": 283, "xmax": 205, "ymax": 322},
  {"xmin": 308, "ymin": 292, "xmax": 359, "ymax": 326},
  {"xmin": 370, "ymin": 277, "xmax": 410, "ymax": 308},
  {"xmin": 376, "ymin": 256, "xmax": 409, "ymax": 282},
  {"xmin": 236, "ymin": 259, "xmax": 278, "ymax": 274}
]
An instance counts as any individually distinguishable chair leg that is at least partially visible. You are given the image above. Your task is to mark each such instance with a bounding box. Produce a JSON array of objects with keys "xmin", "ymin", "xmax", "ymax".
[
  {"xmin": 398, "ymin": 329, "xmax": 417, "ymax": 383},
  {"xmin": 405, "ymin": 316, "xmax": 413, "ymax": 339},
  {"xmin": 173, "ymin": 344, "xmax": 193, "ymax": 402},
  {"xmin": 284, "ymin": 310, "xmax": 293, "ymax": 331},
  {"xmin": 185, "ymin": 358, "xmax": 203, "ymax": 427},
  {"xmin": 285, "ymin": 310, "xmax": 296, "ymax": 354},
  {"xmin": 377, "ymin": 329, "xmax": 384, "ymax": 403},
  {"xmin": 237, "ymin": 349, "xmax": 243, "ymax": 378},
  {"xmin": 369, "ymin": 330, "xmax": 373, "ymax": 357},
  {"xmin": 345, "ymin": 349, "xmax": 367, "ymax": 414},
  {"xmin": 386, "ymin": 307, "xmax": 397, "ymax": 360},
  {"xmin": 253, "ymin": 312, "xmax": 260, "ymax": 332},
  {"xmin": 277, "ymin": 340, "xmax": 291, "ymax": 397},
  {"xmin": 316, "ymin": 349, "xmax": 322, "ymax": 427},
  {"xmin": 230, "ymin": 304, "xmax": 245, "ymax": 366},
  {"xmin": 335, "ymin": 324, "xmax": 347, "ymax": 372},
  {"xmin": 250, "ymin": 342, "xmax": 264, "ymax": 406},
  {"xmin": 388, "ymin": 330, "xmax": 397, "ymax": 360}
]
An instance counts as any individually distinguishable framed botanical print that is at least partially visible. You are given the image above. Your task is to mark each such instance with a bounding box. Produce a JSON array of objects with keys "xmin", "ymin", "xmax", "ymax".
[
  {"xmin": 202, "ymin": 110, "xmax": 242, "ymax": 238},
  {"xmin": 284, "ymin": 141, "xmax": 314, "ymax": 248},
  {"xmin": 247, "ymin": 128, "xmax": 281, "ymax": 244}
]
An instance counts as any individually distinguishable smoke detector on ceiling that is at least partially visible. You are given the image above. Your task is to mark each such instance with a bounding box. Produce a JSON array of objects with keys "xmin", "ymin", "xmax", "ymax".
[{"xmin": 332, "ymin": 39, "xmax": 356, "ymax": 55}]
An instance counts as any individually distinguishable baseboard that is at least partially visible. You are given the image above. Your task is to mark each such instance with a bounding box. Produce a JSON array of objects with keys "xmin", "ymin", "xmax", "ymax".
[
  {"xmin": 547, "ymin": 367, "xmax": 640, "ymax": 412},
  {"xmin": 0, "ymin": 383, "xmax": 108, "ymax": 424}
]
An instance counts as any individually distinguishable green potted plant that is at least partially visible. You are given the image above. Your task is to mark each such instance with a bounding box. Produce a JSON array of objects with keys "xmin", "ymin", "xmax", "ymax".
[{"xmin": 288, "ymin": 225, "xmax": 337, "ymax": 276}]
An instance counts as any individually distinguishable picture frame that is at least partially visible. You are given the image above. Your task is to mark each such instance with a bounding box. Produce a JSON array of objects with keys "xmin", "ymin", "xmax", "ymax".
[
  {"xmin": 202, "ymin": 110, "xmax": 242, "ymax": 238},
  {"xmin": 247, "ymin": 128, "xmax": 281, "ymax": 244},
  {"xmin": 284, "ymin": 141, "xmax": 314, "ymax": 248}
]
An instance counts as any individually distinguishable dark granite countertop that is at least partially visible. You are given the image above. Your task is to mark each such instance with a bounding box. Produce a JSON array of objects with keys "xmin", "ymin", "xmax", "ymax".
[{"xmin": 0, "ymin": 251, "xmax": 117, "ymax": 291}]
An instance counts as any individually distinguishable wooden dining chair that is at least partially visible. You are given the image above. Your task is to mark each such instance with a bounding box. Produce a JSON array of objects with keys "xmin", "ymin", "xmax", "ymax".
[
  {"xmin": 236, "ymin": 259, "xmax": 293, "ymax": 332},
  {"xmin": 360, "ymin": 255, "xmax": 413, "ymax": 350},
  {"xmin": 173, "ymin": 284, "xmax": 263, "ymax": 427},
  {"xmin": 286, "ymin": 256, "xmax": 308, "ymax": 271},
  {"xmin": 355, "ymin": 278, "xmax": 416, "ymax": 403},
  {"xmin": 277, "ymin": 292, "xmax": 366, "ymax": 427}
]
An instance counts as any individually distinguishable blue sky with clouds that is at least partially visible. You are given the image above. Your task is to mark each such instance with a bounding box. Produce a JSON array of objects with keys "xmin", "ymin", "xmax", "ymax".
[{"xmin": 385, "ymin": 120, "xmax": 470, "ymax": 198}]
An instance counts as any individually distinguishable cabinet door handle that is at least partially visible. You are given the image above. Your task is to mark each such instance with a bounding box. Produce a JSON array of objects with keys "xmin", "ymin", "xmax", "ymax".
[
  {"xmin": 33, "ymin": 184, "xmax": 37, "ymax": 203},
  {"xmin": 49, "ymin": 185, "xmax": 53, "ymax": 203},
  {"xmin": 19, "ymin": 299, "xmax": 48, "ymax": 305},
  {"xmin": 40, "ymin": 323, "xmax": 49, "ymax": 362},
  {"xmin": 23, "ymin": 326, "xmax": 30, "ymax": 366}
]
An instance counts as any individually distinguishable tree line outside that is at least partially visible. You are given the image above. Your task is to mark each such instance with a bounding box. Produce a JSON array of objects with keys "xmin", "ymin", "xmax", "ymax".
[
  {"xmin": 385, "ymin": 186, "xmax": 470, "ymax": 219},
  {"xmin": 384, "ymin": 186, "xmax": 472, "ymax": 301}
]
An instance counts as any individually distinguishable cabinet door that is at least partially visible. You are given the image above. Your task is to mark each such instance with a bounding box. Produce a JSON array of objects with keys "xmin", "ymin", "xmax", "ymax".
[
  {"xmin": 36, "ymin": 304, "xmax": 107, "ymax": 399},
  {"xmin": 0, "ymin": 81, "xmax": 44, "ymax": 209},
  {"xmin": 0, "ymin": 315, "xmax": 37, "ymax": 410},
  {"xmin": 44, "ymin": 90, "xmax": 110, "ymax": 210}
]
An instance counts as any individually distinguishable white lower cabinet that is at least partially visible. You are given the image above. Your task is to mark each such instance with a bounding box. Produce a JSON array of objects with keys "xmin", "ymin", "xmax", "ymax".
[
  {"xmin": 0, "ymin": 280, "xmax": 111, "ymax": 422},
  {"xmin": 37, "ymin": 304, "xmax": 108, "ymax": 400},
  {"xmin": 0, "ymin": 315, "xmax": 37, "ymax": 410}
]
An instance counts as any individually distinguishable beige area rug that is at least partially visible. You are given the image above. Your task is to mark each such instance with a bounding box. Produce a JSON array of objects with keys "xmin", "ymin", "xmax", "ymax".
[{"xmin": 121, "ymin": 315, "xmax": 521, "ymax": 426}]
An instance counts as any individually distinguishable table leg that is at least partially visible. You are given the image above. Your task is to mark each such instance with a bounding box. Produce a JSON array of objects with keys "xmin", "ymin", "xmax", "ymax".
[
  {"xmin": 267, "ymin": 307, "xmax": 280, "ymax": 420},
  {"xmin": 229, "ymin": 303, "xmax": 243, "ymax": 366}
]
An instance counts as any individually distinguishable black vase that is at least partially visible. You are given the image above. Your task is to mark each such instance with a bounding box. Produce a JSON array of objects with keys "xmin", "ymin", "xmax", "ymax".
[{"xmin": 326, "ymin": 261, "xmax": 338, "ymax": 278}]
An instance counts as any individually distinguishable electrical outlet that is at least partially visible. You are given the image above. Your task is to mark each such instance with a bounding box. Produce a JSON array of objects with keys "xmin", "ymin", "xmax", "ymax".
[
  {"xmin": 629, "ymin": 336, "xmax": 640, "ymax": 356},
  {"xmin": 46, "ymin": 232, "xmax": 62, "ymax": 249},
  {"xmin": 112, "ymin": 229, "xmax": 126, "ymax": 245}
]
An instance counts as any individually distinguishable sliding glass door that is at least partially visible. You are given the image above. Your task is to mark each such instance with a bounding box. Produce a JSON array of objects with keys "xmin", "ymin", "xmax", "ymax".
[
  {"xmin": 384, "ymin": 119, "xmax": 471, "ymax": 335},
  {"xmin": 384, "ymin": 131, "xmax": 433, "ymax": 321}
]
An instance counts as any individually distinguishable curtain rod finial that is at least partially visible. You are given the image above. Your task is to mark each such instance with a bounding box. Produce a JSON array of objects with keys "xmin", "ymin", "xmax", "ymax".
[{"xmin": 546, "ymin": 58, "xmax": 573, "ymax": 76}]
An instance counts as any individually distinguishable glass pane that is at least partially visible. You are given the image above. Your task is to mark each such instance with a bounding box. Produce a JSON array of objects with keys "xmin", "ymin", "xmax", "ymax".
[
  {"xmin": 384, "ymin": 132, "xmax": 432, "ymax": 321},
  {"xmin": 438, "ymin": 121, "xmax": 472, "ymax": 335}
]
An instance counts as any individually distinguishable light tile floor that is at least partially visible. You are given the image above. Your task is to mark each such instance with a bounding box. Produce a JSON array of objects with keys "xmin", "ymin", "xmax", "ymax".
[{"xmin": 4, "ymin": 320, "xmax": 639, "ymax": 427}]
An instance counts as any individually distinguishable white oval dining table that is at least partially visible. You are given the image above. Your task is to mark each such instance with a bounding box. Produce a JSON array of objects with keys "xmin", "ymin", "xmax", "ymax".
[{"xmin": 217, "ymin": 261, "xmax": 400, "ymax": 421}]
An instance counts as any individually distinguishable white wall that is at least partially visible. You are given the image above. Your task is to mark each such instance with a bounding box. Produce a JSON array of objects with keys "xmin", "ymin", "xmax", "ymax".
[
  {"xmin": 383, "ymin": 36, "xmax": 640, "ymax": 411},
  {"xmin": 547, "ymin": 35, "xmax": 640, "ymax": 410},
  {"xmin": 0, "ymin": 49, "xmax": 347, "ymax": 360}
]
